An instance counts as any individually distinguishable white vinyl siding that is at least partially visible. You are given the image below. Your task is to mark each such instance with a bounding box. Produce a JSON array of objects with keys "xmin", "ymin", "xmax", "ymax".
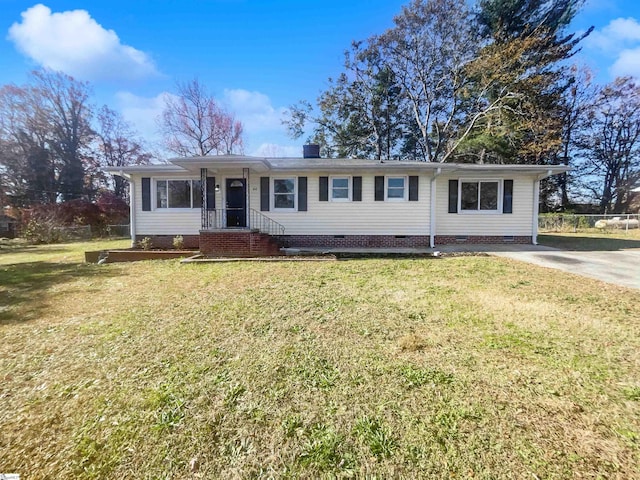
[
  {"xmin": 252, "ymin": 172, "xmax": 431, "ymax": 235},
  {"xmin": 436, "ymin": 175, "xmax": 534, "ymax": 236}
]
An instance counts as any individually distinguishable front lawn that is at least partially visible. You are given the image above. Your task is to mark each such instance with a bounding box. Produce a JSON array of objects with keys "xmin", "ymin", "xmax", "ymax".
[
  {"xmin": 539, "ymin": 229, "xmax": 640, "ymax": 251},
  {"xmin": 1, "ymin": 240, "xmax": 638, "ymax": 478}
]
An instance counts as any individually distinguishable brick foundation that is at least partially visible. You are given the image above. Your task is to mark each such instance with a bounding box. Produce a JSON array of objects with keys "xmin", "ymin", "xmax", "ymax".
[
  {"xmin": 274, "ymin": 234, "xmax": 532, "ymax": 248},
  {"xmin": 434, "ymin": 235, "xmax": 532, "ymax": 245},
  {"xmin": 134, "ymin": 234, "xmax": 200, "ymax": 249},
  {"xmin": 199, "ymin": 230, "xmax": 283, "ymax": 257},
  {"xmin": 135, "ymin": 232, "xmax": 533, "ymax": 255},
  {"xmin": 274, "ymin": 235, "xmax": 431, "ymax": 248}
]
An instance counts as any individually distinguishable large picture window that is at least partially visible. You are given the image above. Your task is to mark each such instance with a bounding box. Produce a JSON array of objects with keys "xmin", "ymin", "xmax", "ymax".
[
  {"xmin": 156, "ymin": 179, "xmax": 202, "ymax": 209},
  {"xmin": 460, "ymin": 180, "xmax": 500, "ymax": 212},
  {"xmin": 273, "ymin": 178, "xmax": 296, "ymax": 210}
]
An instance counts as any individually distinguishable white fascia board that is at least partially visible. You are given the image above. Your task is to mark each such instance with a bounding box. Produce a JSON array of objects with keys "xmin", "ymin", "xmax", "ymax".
[{"xmin": 103, "ymin": 165, "xmax": 187, "ymax": 177}]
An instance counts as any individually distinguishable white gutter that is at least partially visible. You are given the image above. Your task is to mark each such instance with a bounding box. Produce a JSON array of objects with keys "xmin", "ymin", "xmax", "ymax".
[
  {"xmin": 429, "ymin": 168, "xmax": 442, "ymax": 248},
  {"xmin": 532, "ymin": 169, "xmax": 553, "ymax": 245}
]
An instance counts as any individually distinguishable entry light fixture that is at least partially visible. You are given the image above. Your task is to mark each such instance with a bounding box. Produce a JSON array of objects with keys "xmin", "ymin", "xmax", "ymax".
[{"xmin": 215, "ymin": 184, "xmax": 220, "ymax": 192}]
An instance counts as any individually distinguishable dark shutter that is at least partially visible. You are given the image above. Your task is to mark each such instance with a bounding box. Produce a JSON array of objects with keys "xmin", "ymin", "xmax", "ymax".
[
  {"xmin": 298, "ymin": 177, "xmax": 308, "ymax": 211},
  {"xmin": 503, "ymin": 179, "xmax": 513, "ymax": 214},
  {"xmin": 448, "ymin": 179, "xmax": 458, "ymax": 213},
  {"xmin": 142, "ymin": 177, "xmax": 151, "ymax": 211},
  {"xmin": 206, "ymin": 176, "xmax": 216, "ymax": 210},
  {"xmin": 260, "ymin": 177, "xmax": 270, "ymax": 211},
  {"xmin": 374, "ymin": 176, "xmax": 384, "ymax": 201},
  {"xmin": 353, "ymin": 176, "xmax": 362, "ymax": 201},
  {"xmin": 409, "ymin": 176, "xmax": 419, "ymax": 201},
  {"xmin": 319, "ymin": 176, "xmax": 329, "ymax": 201}
]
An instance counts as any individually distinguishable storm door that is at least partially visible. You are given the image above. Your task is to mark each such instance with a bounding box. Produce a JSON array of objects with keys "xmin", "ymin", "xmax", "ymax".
[{"xmin": 225, "ymin": 178, "xmax": 247, "ymax": 227}]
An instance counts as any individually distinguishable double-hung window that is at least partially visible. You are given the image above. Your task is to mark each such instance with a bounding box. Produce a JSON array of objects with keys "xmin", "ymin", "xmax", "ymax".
[
  {"xmin": 331, "ymin": 176, "xmax": 350, "ymax": 201},
  {"xmin": 156, "ymin": 179, "xmax": 202, "ymax": 209},
  {"xmin": 460, "ymin": 180, "xmax": 500, "ymax": 212},
  {"xmin": 386, "ymin": 176, "xmax": 407, "ymax": 201},
  {"xmin": 273, "ymin": 178, "xmax": 296, "ymax": 210}
]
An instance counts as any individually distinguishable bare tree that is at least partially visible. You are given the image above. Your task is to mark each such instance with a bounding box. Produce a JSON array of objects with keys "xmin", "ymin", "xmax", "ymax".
[
  {"xmin": 554, "ymin": 65, "xmax": 596, "ymax": 208},
  {"xmin": 0, "ymin": 83, "xmax": 57, "ymax": 204},
  {"xmin": 577, "ymin": 77, "xmax": 640, "ymax": 213},
  {"xmin": 376, "ymin": 0, "xmax": 481, "ymax": 162},
  {"xmin": 33, "ymin": 70, "xmax": 94, "ymax": 200},
  {"xmin": 94, "ymin": 106, "xmax": 153, "ymax": 199},
  {"xmin": 160, "ymin": 79, "xmax": 244, "ymax": 157}
]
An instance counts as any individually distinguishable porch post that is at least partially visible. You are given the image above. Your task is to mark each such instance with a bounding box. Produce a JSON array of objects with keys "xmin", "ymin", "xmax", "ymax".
[
  {"xmin": 244, "ymin": 167, "xmax": 250, "ymax": 228},
  {"xmin": 200, "ymin": 168, "xmax": 208, "ymax": 229}
]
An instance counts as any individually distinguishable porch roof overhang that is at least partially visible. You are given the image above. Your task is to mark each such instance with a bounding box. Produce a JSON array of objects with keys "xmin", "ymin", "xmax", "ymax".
[
  {"xmin": 103, "ymin": 164, "xmax": 186, "ymax": 179},
  {"xmin": 170, "ymin": 155, "xmax": 270, "ymax": 173}
]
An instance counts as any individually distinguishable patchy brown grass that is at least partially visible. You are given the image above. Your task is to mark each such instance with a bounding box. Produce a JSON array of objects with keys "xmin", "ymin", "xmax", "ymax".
[{"xmin": 0, "ymin": 240, "xmax": 639, "ymax": 479}]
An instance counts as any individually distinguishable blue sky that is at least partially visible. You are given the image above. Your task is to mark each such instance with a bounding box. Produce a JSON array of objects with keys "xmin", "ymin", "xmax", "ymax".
[{"xmin": 1, "ymin": 0, "xmax": 639, "ymax": 157}]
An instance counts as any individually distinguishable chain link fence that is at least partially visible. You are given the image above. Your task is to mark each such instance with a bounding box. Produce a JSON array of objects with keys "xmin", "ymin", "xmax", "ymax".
[
  {"xmin": 53, "ymin": 225, "xmax": 92, "ymax": 241},
  {"xmin": 539, "ymin": 213, "xmax": 640, "ymax": 233},
  {"xmin": 106, "ymin": 224, "xmax": 131, "ymax": 238}
]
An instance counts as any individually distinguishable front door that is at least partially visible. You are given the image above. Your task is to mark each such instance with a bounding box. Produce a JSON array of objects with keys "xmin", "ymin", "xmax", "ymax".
[{"xmin": 226, "ymin": 178, "xmax": 247, "ymax": 227}]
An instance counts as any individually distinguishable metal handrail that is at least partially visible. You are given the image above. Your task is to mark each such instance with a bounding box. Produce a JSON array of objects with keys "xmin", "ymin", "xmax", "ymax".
[
  {"xmin": 202, "ymin": 209, "xmax": 285, "ymax": 236},
  {"xmin": 249, "ymin": 209, "xmax": 285, "ymax": 235}
]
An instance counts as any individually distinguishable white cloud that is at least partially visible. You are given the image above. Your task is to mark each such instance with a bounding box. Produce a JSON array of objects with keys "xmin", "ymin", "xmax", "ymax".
[
  {"xmin": 586, "ymin": 17, "xmax": 640, "ymax": 51},
  {"xmin": 114, "ymin": 91, "xmax": 171, "ymax": 146},
  {"xmin": 222, "ymin": 89, "xmax": 288, "ymax": 134},
  {"xmin": 583, "ymin": 17, "xmax": 640, "ymax": 79},
  {"xmin": 611, "ymin": 48, "xmax": 640, "ymax": 78},
  {"xmin": 8, "ymin": 4, "xmax": 158, "ymax": 81}
]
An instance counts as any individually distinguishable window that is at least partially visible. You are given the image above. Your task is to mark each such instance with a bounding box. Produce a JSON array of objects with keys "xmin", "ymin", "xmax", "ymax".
[
  {"xmin": 386, "ymin": 176, "xmax": 407, "ymax": 201},
  {"xmin": 460, "ymin": 180, "xmax": 500, "ymax": 212},
  {"xmin": 156, "ymin": 179, "xmax": 202, "ymax": 209},
  {"xmin": 273, "ymin": 178, "xmax": 296, "ymax": 210},
  {"xmin": 331, "ymin": 176, "xmax": 350, "ymax": 201}
]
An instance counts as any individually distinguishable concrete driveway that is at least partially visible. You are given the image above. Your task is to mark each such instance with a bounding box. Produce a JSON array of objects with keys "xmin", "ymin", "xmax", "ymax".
[{"xmin": 487, "ymin": 245, "xmax": 640, "ymax": 290}]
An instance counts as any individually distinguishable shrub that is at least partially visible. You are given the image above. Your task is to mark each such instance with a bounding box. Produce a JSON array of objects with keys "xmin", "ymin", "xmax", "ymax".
[
  {"xmin": 96, "ymin": 193, "xmax": 130, "ymax": 225},
  {"xmin": 22, "ymin": 216, "xmax": 62, "ymax": 244},
  {"xmin": 173, "ymin": 235, "xmax": 184, "ymax": 250},
  {"xmin": 18, "ymin": 194, "xmax": 131, "ymax": 244},
  {"xmin": 138, "ymin": 237, "xmax": 153, "ymax": 250}
]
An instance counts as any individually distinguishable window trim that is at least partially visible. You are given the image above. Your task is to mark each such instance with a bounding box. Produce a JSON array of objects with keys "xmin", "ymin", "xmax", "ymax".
[
  {"xmin": 271, "ymin": 177, "xmax": 297, "ymax": 211},
  {"xmin": 458, "ymin": 178, "xmax": 502, "ymax": 214},
  {"xmin": 385, "ymin": 175, "xmax": 408, "ymax": 202},
  {"xmin": 330, "ymin": 175, "xmax": 352, "ymax": 202},
  {"xmin": 154, "ymin": 178, "xmax": 202, "ymax": 210}
]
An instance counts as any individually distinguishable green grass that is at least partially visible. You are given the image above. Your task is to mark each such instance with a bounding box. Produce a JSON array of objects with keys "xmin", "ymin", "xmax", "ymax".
[
  {"xmin": 1, "ymin": 240, "xmax": 639, "ymax": 478},
  {"xmin": 539, "ymin": 229, "xmax": 640, "ymax": 251}
]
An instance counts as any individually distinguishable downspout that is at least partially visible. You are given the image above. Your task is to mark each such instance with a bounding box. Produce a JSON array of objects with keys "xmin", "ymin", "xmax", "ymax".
[
  {"xmin": 429, "ymin": 167, "xmax": 442, "ymax": 248},
  {"xmin": 532, "ymin": 169, "xmax": 552, "ymax": 245}
]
